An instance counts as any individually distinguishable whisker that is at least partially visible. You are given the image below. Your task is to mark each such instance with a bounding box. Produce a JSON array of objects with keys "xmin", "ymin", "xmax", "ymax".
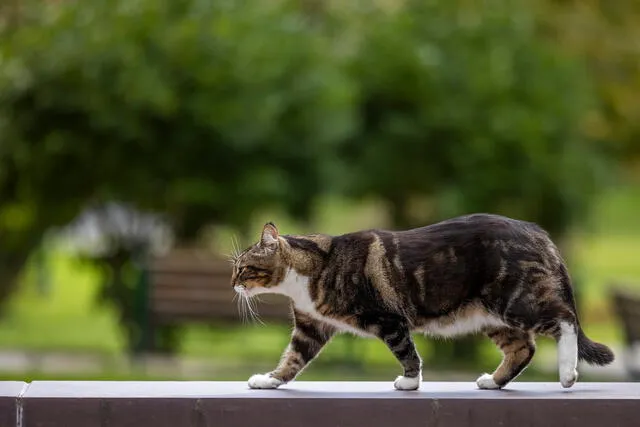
[
  {"xmin": 231, "ymin": 235, "xmax": 241, "ymax": 260},
  {"xmin": 246, "ymin": 296, "xmax": 265, "ymax": 325},
  {"xmin": 227, "ymin": 236, "xmax": 240, "ymax": 264},
  {"xmin": 237, "ymin": 294, "xmax": 246, "ymax": 324},
  {"xmin": 242, "ymin": 298, "xmax": 249, "ymax": 324},
  {"xmin": 254, "ymin": 294, "xmax": 275, "ymax": 306},
  {"xmin": 226, "ymin": 251, "xmax": 238, "ymax": 265},
  {"xmin": 243, "ymin": 295, "xmax": 253, "ymax": 324}
]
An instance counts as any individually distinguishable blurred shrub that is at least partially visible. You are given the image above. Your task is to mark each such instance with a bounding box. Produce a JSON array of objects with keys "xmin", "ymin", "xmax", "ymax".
[
  {"xmin": 539, "ymin": 0, "xmax": 640, "ymax": 166},
  {"xmin": 63, "ymin": 202, "xmax": 176, "ymax": 354},
  {"xmin": 0, "ymin": 0, "xmax": 355, "ymax": 339},
  {"xmin": 0, "ymin": 0, "xmax": 614, "ymax": 359},
  {"xmin": 0, "ymin": 0, "xmax": 611, "ymax": 264},
  {"xmin": 343, "ymin": 0, "xmax": 609, "ymax": 237},
  {"xmin": 338, "ymin": 0, "xmax": 610, "ymax": 363},
  {"xmin": 0, "ymin": 0, "xmax": 354, "ymax": 242}
]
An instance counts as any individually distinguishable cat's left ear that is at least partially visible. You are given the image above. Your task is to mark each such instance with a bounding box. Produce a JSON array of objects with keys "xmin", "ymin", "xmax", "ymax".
[{"xmin": 260, "ymin": 222, "xmax": 279, "ymax": 248}]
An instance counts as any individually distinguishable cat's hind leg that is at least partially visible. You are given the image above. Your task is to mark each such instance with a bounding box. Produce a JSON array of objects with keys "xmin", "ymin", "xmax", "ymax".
[
  {"xmin": 477, "ymin": 328, "xmax": 536, "ymax": 390},
  {"xmin": 534, "ymin": 318, "xmax": 579, "ymax": 388},
  {"xmin": 556, "ymin": 321, "xmax": 579, "ymax": 388}
]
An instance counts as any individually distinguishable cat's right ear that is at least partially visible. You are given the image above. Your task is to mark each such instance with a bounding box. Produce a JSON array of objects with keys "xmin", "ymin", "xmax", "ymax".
[{"xmin": 260, "ymin": 222, "xmax": 279, "ymax": 249}]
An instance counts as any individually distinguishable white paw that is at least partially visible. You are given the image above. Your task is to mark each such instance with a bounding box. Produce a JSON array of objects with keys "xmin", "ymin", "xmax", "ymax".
[
  {"xmin": 476, "ymin": 373, "xmax": 501, "ymax": 390},
  {"xmin": 394, "ymin": 375, "xmax": 421, "ymax": 391},
  {"xmin": 560, "ymin": 369, "xmax": 578, "ymax": 388},
  {"xmin": 247, "ymin": 373, "xmax": 283, "ymax": 389}
]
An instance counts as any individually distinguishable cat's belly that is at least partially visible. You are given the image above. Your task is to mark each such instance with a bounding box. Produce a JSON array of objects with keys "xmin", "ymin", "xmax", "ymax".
[
  {"xmin": 414, "ymin": 304, "xmax": 507, "ymax": 338},
  {"xmin": 294, "ymin": 302, "xmax": 375, "ymax": 337},
  {"xmin": 278, "ymin": 269, "xmax": 505, "ymax": 338}
]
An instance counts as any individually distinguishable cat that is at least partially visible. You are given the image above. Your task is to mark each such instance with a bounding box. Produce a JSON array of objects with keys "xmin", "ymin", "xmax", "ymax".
[{"xmin": 230, "ymin": 213, "xmax": 614, "ymax": 390}]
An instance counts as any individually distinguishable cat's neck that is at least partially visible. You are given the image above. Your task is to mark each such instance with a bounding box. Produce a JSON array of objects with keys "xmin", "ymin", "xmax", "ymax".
[
  {"xmin": 275, "ymin": 236, "xmax": 328, "ymax": 311},
  {"xmin": 279, "ymin": 234, "xmax": 332, "ymax": 277},
  {"xmin": 276, "ymin": 267, "xmax": 313, "ymax": 305}
]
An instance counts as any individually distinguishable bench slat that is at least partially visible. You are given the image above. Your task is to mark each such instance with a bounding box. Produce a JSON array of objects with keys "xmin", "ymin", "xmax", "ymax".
[{"xmin": 145, "ymin": 253, "xmax": 292, "ymax": 329}]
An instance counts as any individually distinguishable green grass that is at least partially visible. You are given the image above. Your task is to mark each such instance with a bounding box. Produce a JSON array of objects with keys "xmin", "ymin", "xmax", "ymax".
[
  {"xmin": 569, "ymin": 182, "xmax": 640, "ymax": 343},
  {"xmin": 0, "ymin": 185, "xmax": 638, "ymax": 380},
  {"xmin": 0, "ymin": 255, "xmax": 123, "ymax": 354},
  {"xmin": 574, "ymin": 234, "xmax": 638, "ymax": 332}
]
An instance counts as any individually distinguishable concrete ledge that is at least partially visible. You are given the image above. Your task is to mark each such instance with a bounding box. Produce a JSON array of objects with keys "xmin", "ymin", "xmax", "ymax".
[
  {"xmin": 3, "ymin": 381, "xmax": 640, "ymax": 427},
  {"xmin": 0, "ymin": 382, "xmax": 26, "ymax": 427}
]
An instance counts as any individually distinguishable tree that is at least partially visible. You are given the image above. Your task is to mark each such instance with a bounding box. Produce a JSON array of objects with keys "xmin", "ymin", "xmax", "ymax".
[
  {"xmin": 340, "ymin": 0, "xmax": 609, "ymax": 364},
  {"xmin": 538, "ymin": 0, "xmax": 640, "ymax": 168},
  {"xmin": 0, "ymin": 0, "xmax": 354, "ymax": 328}
]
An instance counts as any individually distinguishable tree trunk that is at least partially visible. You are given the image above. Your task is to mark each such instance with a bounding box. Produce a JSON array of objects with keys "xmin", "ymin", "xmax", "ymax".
[
  {"xmin": 0, "ymin": 251, "xmax": 30, "ymax": 315},
  {"xmin": 0, "ymin": 228, "xmax": 41, "ymax": 315}
]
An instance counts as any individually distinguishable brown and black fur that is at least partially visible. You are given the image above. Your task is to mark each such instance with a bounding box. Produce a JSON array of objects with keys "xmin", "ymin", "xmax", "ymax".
[{"xmin": 231, "ymin": 213, "xmax": 614, "ymax": 389}]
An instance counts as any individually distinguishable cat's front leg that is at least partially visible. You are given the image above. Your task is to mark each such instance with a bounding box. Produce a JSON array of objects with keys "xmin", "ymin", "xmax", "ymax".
[
  {"xmin": 248, "ymin": 311, "xmax": 336, "ymax": 389},
  {"xmin": 375, "ymin": 318, "xmax": 422, "ymax": 391}
]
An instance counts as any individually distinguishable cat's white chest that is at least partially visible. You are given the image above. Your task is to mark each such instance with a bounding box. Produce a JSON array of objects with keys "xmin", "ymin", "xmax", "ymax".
[
  {"xmin": 275, "ymin": 269, "xmax": 370, "ymax": 336},
  {"xmin": 277, "ymin": 269, "xmax": 316, "ymax": 312}
]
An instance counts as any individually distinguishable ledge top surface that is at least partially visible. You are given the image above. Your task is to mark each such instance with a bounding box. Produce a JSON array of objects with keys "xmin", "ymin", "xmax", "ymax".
[
  {"xmin": 0, "ymin": 381, "xmax": 27, "ymax": 397},
  {"xmin": 13, "ymin": 381, "xmax": 640, "ymax": 399}
]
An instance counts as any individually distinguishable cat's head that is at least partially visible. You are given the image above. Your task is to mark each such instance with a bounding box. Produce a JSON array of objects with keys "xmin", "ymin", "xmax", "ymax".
[{"xmin": 230, "ymin": 222, "xmax": 286, "ymax": 295}]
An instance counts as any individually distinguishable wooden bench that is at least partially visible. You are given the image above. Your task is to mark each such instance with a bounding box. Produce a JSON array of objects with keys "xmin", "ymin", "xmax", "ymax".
[
  {"xmin": 134, "ymin": 251, "xmax": 292, "ymax": 354},
  {"xmin": 148, "ymin": 251, "xmax": 291, "ymax": 324},
  {"xmin": 611, "ymin": 287, "xmax": 640, "ymax": 380},
  {"xmin": 132, "ymin": 251, "xmax": 364, "ymax": 364}
]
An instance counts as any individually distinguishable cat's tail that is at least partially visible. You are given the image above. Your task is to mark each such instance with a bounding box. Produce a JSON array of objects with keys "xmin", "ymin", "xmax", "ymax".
[{"xmin": 577, "ymin": 327, "xmax": 615, "ymax": 366}]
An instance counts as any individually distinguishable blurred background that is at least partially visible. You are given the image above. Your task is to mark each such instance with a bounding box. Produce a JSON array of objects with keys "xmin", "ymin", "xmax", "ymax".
[{"xmin": 0, "ymin": 0, "xmax": 639, "ymax": 384}]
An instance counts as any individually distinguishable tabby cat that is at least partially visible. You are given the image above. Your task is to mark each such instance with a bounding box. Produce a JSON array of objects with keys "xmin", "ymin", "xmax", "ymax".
[{"xmin": 230, "ymin": 213, "xmax": 614, "ymax": 390}]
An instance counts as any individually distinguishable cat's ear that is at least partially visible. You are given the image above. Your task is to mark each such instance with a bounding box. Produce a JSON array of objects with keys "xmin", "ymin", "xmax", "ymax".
[{"xmin": 260, "ymin": 222, "xmax": 279, "ymax": 248}]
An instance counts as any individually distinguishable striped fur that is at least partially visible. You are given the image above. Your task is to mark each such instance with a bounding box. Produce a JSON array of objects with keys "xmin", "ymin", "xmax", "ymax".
[{"xmin": 231, "ymin": 214, "xmax": 614, "ymax": 390}]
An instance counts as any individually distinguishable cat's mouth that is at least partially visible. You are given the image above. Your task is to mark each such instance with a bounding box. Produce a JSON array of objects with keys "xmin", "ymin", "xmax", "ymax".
[{"xmin": 234, "ymin": 284, "xmax": 248, "ymax": 295}]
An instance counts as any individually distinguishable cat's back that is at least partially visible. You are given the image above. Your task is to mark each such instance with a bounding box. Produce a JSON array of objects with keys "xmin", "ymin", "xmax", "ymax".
[
  {"xmin": 322, "ymin": 214, "xmax": 552, "ymax": 278},
  {"xmin": 396, "ymin": 213, "xmax": 549, "ymax": 246},
  {"xmin": 327, "ymin": 213, "xmax": 550, "ymax": 255}
]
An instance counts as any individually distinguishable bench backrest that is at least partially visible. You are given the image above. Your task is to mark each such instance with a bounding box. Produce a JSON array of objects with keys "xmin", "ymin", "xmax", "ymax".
[
  {"xmin": 147, "ymin": 252, "xmax": 291, "ymax": 325},
  {"xmin": 611, "ymin": 287, "xmax": 640, "ymax": 346}
]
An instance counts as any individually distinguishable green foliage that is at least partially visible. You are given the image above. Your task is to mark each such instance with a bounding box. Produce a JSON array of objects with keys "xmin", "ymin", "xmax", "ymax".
[
  {"xmin": 0, "ymin": 0, "xmax": 612, "ymax": 245},
  {"xmin": 0, "ymin": 0, "xmax": 616, "ymax": 359},
  {"xmin": 342, "ymin": 0, "xmax": 609, "ymax": 236},
  {"xmin": 338, "ymin": 0, "xmax": 611, "ymax": 362},
  {"xmin": 0, "ymin": 0, "xmax": 355, "ymax": 340},
  {"xmin": 539, "ymin": 0, "xmax": 640, "ymax": 165},
  {"xmin": 0, "ymin": 0, "xmax": 354, "ymax": 241}
]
